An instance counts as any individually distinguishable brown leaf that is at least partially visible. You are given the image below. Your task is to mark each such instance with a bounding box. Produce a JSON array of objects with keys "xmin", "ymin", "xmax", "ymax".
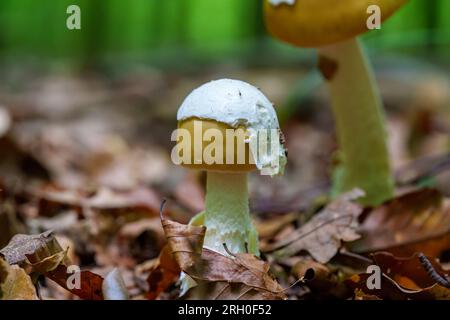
[
  {"xmin": 77, "ymin": 188, "xmax": 163, "ymax": 268},
  {"xmin": 0, "ymin": 258, "xmax": 7, "ymax": 285},
  {"xmin": 186, "ymin": 249, "xmax": 285, "ymax": 292},
  {"xmin": 146, "ymin": 245, "xmax": 181, "ymax": 300},
  {"xmin": 255, "ymin": 212, "xmax": 297, "ymax": 239},
  {"xmin": 354, "ymin": 288, "xmax": 382, "ymax": 300},
  {"xmin": 372, "ymin": 252, "xmax": 449, "ymax": 290},
  {"xmin": 0, "ymin": 230, "xmax": 66, "ymax": 268},
  {"xmin": 348, "ymin": 188, "xmax": 450, "ymax": 258},
  {"xmin": 291, "ymin": 257, "xmax": 331, "ymax": 284},
  {"xmin": 346, "ymin": 252, "xmax": 450, "ymax": 300},
  {"xmin": 347, "ymin": 272, "xmax": 418, "ymax": 300},
  {"xmin": 0, "ymin": 258, "xmax": 38, "ymax": 300},
  {"xmin": 46, "ymin": 264, "xmax": 104, "ymax": 300},
  {"xmin": 86, "ymin": 187, "xmax": 160, "ymax": 215},
  {"xmin": 117, "ymin": 218, "xmax": 165, "ymax": 264},
  {"xmin": 35, "ymin": 186, "xmax": 84, "ymax": 217},
  {"xmin": 182, "ymin": 249, "xmax": 286, "ymax": 300},
  {"xmin": 33, "ymin": 186, "xmax": 161, "ymax": 219},
  {"xmin": 1, "ymin": 230, "xmax": 105, "ymax": 300},
  {"xmin": 265, "ymin": 189, "xmax": 364, "ymax": 263},
  {"xmin": 161, "ymin": 216, "xmax": 286, "ymax": 300},
  {"xmin": 161, "ymin": 217, "xmax": 205, "ymax": 271}
]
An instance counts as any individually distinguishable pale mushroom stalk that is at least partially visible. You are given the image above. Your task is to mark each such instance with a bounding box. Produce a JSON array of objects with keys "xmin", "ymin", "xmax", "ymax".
[
  {"xmin": 204, "ymin": 171, "xmax": 258, "ymax": 255},
  {"xmin": 318, "ymin": 38, "xmax": 393, "ymax": 205},
  {"xmin": 264, "ymin": 0, "xmax": 408, "ymax": 205}
]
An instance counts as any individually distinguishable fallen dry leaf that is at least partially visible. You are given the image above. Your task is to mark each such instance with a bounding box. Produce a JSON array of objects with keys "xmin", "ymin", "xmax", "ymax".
[
  {"xmin": 354, "ymin": 288, "xmax": 382, "ymax": 300},
  {"xmin": 86, "ymin": 187, "xmax": 160, "ymax": 215},
  {"xmin": 146, "ymin": 245, "xmax": 181, "ymax": 300},
  {"xmin": 1, "ymin": 230, "xmax": 105, "ymax": 300},
  {"xmin": 0, "ymin": 258, "xmax": 38, "ymax": 300},
  {"xmin": 102, "ymin": 268, "xmax": 129, "ymax": 300},
  {"xmin": 291, "ymin": 256, "xmax": 331, "ymax": 285},
  {"xmin": 161, "ymin": 214, "xmax": 286, "ymax": 300},
  {"xmin": 348, "ymin": 188, "xmax": 450, "ymax": 258},
  {"xmin": 346, "ymin": 252, "xmax": 450, "ymax": 300},
  {"xmin": 264, "ymin": 189, "xmax": 364, "ymax": 263},
  {"xmin": 35, "ymin": 186, "xmax": 85, "ymax": 217},
  {"xmin": 30, "ymin": 185, "xmax": 160, "ymax": 219},
  {"xmin": 372, "ymin": 252, "xmax": 449, "ymax": 290},
  {"xmin": 182, "ymin": 249, "xmax": 287, "ymax": 300},
  {"xmin": 46, "ymin": 264, "xmax": 104, "ymax": 300},
  {"xmin": 117, "ymin": 217, "xmax": 165, "ymax": 264},
  {"xmin": 0, "ymin": 230, "xmax": 65, "ymax": 267},
  {"xmin": 161, "ymin": 216, "xmax": 206, "ymax": 271},
  {"xmin": 255, "ymin": 212, "xmax": 298, "ymax": 239}
]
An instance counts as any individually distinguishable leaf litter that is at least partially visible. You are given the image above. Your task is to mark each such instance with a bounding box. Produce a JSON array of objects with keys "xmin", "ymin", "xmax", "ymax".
[{"xmin": 0, "ymin": 69, "xmax": 450, "ymax": 300}]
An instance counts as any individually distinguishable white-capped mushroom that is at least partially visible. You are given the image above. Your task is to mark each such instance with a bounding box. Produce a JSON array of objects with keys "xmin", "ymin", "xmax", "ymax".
[{"xmin": 174, "ymin": 79, "xmax": 287, "ymax": 256}]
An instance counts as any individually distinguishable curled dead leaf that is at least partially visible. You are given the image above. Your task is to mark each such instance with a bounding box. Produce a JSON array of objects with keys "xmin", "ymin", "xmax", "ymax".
[
  {"xmin": 182, "ymin": 249, "xmax": 286, "ymax": 300},
  {"xmin": 0, "ymin": 258, "xmax": 38, "ymax": 300},
  {"xmin": 349, "ymin": 188, "xmax": 450, "ymax": 258},
  {"xmin": 1, "ymin": 230, "xmax": 105, "ymax": 300},
  {"xmin": 346, "ymin": 252, "xmax": 450, "ymax": 300},
  {"xmin": 146, "ymin": 245, "xmax": 181, "ymax": 300},
  {"xmin": 46, "ymin": 264, "xmax": 104, "ymax": 300},
  {"xmin": 86, "ymin": 187, "xmax": 161, "ymax": 215},
  {"xmin": 265, "ymin": 189, "xmax": 364, "ymax": 263},
  {"xmin": 372, "ymin": 252, "xmax": 449, "ymax": 290},
  {"xmin": 161, "ymin": 214, "xmax": 286, "ymax": 300},
  {"xmin": 0, "ymin": 230, "xmax": 68, "ymax": 269},
  {"xmin": 161, "ymin": 216, "xmax": 205, "ymax": 271},
  {"xmin": 291, "ymin": 257, "xmax": 331, "ymax": 284}
]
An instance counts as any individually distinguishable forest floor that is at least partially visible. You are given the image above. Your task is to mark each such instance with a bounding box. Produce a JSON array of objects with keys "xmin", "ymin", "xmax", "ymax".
[{"xmin": 0, "ymin": 61, "xmax": 450, "ymax": 300}]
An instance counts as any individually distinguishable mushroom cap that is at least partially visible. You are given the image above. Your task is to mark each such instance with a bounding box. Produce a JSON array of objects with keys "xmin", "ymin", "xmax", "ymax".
[
  {"xmin": 264, "ymin": 0, "xmax": 408, "ymax": 48},
  {"xmin": 178, "ymin": 118, "xmax": 257, "ymax": 173},
  {"xmin": 176, "ymin": 79, "xmax": 286, "ymax": 175}
]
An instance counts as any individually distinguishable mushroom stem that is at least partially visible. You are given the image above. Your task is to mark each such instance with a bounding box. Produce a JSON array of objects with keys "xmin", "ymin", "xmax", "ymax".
[
  {"xmin": 204, "ymin": 171, "xmax": 259, "ymax": 256},
  {"xmin": 318, "ymin": 38, "xmax": 394, "ymax": 206}
]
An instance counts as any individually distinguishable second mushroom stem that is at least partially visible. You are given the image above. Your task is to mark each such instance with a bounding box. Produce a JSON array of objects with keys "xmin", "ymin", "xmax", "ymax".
[
  {"xmin": 204, "ymin": 171, "xmax": 259, "ymax": 256},
  {"xmin": 318, "ymin": 38, "xmax": 394, "ymax": 206}
]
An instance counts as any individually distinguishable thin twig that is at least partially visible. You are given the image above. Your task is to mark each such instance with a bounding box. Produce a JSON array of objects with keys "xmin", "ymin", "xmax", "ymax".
[
  {"xmin": 396, "ymin": 153, "xmax": 450, "ymax": 186},
  {"xmin": 263, "ymin": 214, "xmax": 353, "ymax": 253},
  {"xmin": 339, "ymin": 250, "xmax": 373, "ymax": 264},
  {"xmin": 418, "ymin": 253, "xmax": 450, "ymax": 288},
  {"xmin": 159, "ymin": 199, "xmax": 167, "ymax": 220},
  {"xmin": 223, "ymin": 243, "xmax": 236, "ymax": 257}
]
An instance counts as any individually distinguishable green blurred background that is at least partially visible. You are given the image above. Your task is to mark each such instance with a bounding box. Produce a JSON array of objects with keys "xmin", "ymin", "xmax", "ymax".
[{"xmin": 0, "ymin": 0, "xmax": 448, "ymax": 70}]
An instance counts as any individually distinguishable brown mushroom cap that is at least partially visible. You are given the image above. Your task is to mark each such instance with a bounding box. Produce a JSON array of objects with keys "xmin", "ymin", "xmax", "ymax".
[{"xmin": 264, "ymin": 0, "xmax": 409, "ymax": 48}]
